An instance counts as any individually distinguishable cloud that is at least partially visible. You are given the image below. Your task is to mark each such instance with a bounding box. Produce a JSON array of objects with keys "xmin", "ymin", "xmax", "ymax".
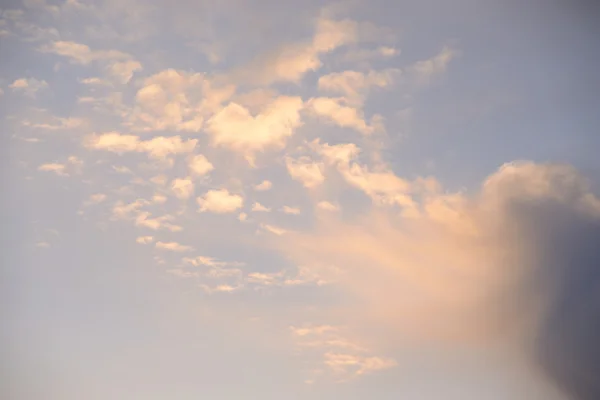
[
  {"xmin": 38, "ymin": 163, "xmax": 67, "ymax": 176},
  {"xmin": 155, "ymin": 241, "xmax": 193, "ymax": 252},
  {"xmin": 130, "ymin": 69, "xmax": 234, "ymax": 132},
  {"xmin": 233, "ymin": 17, "xmax": 357, "ymax": 85},
  {"xmin": 188, "ymin": 154, "xmax": 214, "ymax": 176},
  {"xmin": 171, "ymin": 178, "xmax": 194, "ymax": 200},
  {"xmin": 285, "ymin": 156, "xmax": 325, "ymax": 188},
  {"xmin": 316, "ymin": 201, "xmax": 339, "ymax": 212},
  {"xmin": 134, "ymin": 212, "xmax": 181, "ymax": 232},
  {"xmin": 135, "ymin": 236, "xmax": 153, "ymax": 244},
  {"xmin": 260, "ymin": 224, "xmax": 287, "ymax": 236},
  {"xmin": 40, "ymin": 40, "xmax": 142, "ymax": 83},
  {"xmin": 252, "ymin": 202, "xmax": 271, "ymax": 212},
  {"xmin": 409, "ymin": 46, "xmax": 456, "ymax": 84},
  {"xmin": 272, "ymin": 161, "xmax": 600, "ymax": 397},
  {"xmin": 9, "ymin": 77, "xmax": 48, "ymax": 97},
  {"xmin": 84, "ymin": 193, "xmax": 107, "ymax": 206},
  {"xmin": 307, "ymin": 97, "xmax": 381, "ymax": 134},
  {"xmin": 84, "ymin": 132, "xmax": 197, "ymax": 159},
  {"xmin": 38, "ymin": 156, "xmax": 82, "ymax": 176},
  {"xmin": 197, "ymin": 189, "xmax": 243, "ymax": 213},
  {"xmin": 23, "ymin": 116, "xmax": 84, "ymax": 130},
  {"xmin": 318, "ymin": 69, "xmax": 400, "ymax": 103},
  {"xmin": 254, "ymin": 180, "xmax": 272, "ymax": 191},
  {"xmin": 205, "ymin": 96, "xmax": 303, "ymax": 163},
  {"xmin": 41, "ymin": 40, "xmax": 141, "ymax": 83},
  {"xmin": 282, "ymin": 206, "xmax": 301, "ymax": 215}
]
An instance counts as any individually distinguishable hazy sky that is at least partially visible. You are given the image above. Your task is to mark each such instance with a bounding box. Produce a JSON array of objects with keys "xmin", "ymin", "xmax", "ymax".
[{"xmin": 2, "ymin": 1, "xmax": 600, "ymax": 399}]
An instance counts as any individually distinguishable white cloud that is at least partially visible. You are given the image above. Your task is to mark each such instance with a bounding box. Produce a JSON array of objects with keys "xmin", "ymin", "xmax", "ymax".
[
  {"xmin": 37, "ymin": 156, "xmax": 82, "ymax": 177},
  {"xmin": 40, "ymin": 40, "xmax": 142, "ymax": 83},
  {"xmin": 205, "ymin": 96, "xmax": 303, "ymax": 163},
  {"xmin": 135, "ymin": 236, "xmax": 153, "ymax": 244},
  {"xmin": 409, "ymin": 46, "xmax": 456, "ymax": 84},
  {"xmin": 23, "ymin": 116, "xmax": 84, "ymax": 130},
  {"xmin": 87, "ymin": 193, "xmax": 107, "ymax": 204},
  {"xmin": 285, "ymin": 157, "xmax": 325, "ymax": 188},
  {"xmin": 251, "ymin": 202, "xmax": 271, "ymax": 212},
  {"xmin": 260, "ymin": 223, "xmax": 287, "ymax": 236},
  {"xmin": 79, "ymin": 77, "xmax": 112, "ymax": 86},
  {"xmin": 130, "ymin": 69, "xmax": 234, "ymax": 132},
  {"xmin": 317, "ymin": 201, "xmax": 340, "ymax": 212},
  {"xmin": 254, "ymin": 180, "xmax": 272, "ymax": 191},
  {"xmin": 312, "ymin": 140, "xmax": 361, "ymax": 166},
  {"xmin": 324, "ymin": 353, "xmax": 397, "ymax": 377},
  {"xmin": 235, "ymin": 17, "xmax": 357, "ymax": 85},
  {"xmin": 171, "ymin": 178, "xmax": 194, "ymax": 200},
  {"xmin": 238, "ymin": 212, "xmax": 248, "ymax": 221},
  {"xmin": 9, "ymin": 77, "xmax": 48, "ymax": 97},
  {"xmin": 197, "ymin": 189, "xmax": 243, "ymax": 213},
  {"xmin": 84, "ymin": 132, "xmax": 198, "ymax": 159},
  {"xmin": 318, "ymin": 69, "xmax": 400, "ymax": 103},
  {"xmin": 188, "ymin": 154, "xmax": 214, "ymax": 176},
  {"xmin": 134, "ymin": 212, "xmax": 181, "ymax": 232},
  {"xmin": 155, "ymin": 241, "xmax": 193, "ymax": 252},
  {"xmin": 282, "ymin": 206, "xmax": 301, "ymax": 215},
  {"xmin": 307, "ymin": 97, "xmax": 381, "ymax": 134},
  {"xmin": 38, "ymin": 163, "xmax": 67, "ymax": 176},
  {"xmin": 152, "ymin": 193, "xmax": 167, "ymax": 204}
]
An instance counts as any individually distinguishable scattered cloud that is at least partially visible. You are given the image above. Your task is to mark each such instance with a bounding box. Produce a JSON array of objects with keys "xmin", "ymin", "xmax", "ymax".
[
  {"xmin": 9, "ymin": 77, "xmax": 47, "ymax": 97},
  {"xmin": 155, "ymin": 241, "xmax": 193, "ymax": 252},
  {"xmin": 251, "ymin": 202, "xmax": 271, "ymax": 212},
  {"xmin": 171, "ymin": 177, "xmax": 194, "ymax": 200},
  {"xmin": 84, "ymin": 132, "xmax": 198, "ymax": 159},
  {"xmin": 197, "ymin": 189, "xmax": 243, "ymax": 213},
  {"xmin": 188, "ymin": 154, "xmax": 214, "ymax": 176},
  {"xmin": 205, "ymin": 96, "xmax": 304, "ymax": 163},
  {"xmin": 282, "ymin": 206, "xmax": 301, "ymax": 215},
  {"xmin": 254, "ymin": 180, "xmax": 272, "ymax": 191},
  {"xmin": 135, "ymin": 236, "xmax": 153, "ymax": 244},
  {"xmin": 285, "ymin": 156, "xmax": 325, "ymax": 188}
]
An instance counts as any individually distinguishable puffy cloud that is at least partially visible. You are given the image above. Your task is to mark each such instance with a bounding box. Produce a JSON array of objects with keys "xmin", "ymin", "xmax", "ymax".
[
  {"xmin": 254, "ymin": 180, "xmax": 272, "ymax": 191},
  {"xmin": 260, "ymin": 224, "xmax": 287, "ymax": 236},
  {"xmin": 188, "ymin": 154, "xmax": 214, "ymax": 176},
  {"xmin": 135, "ymin": 236, "xmax": 153, "ymax": 244},
  {"xmin": 9, "ymin": 77, "xmax": 47, "ymax": 97},
  {"xmin": 282, "ymin": 206, "xmax": 301, "ymax": 215},
  {"xmin": 251, "ymin": 202, "xmax": 270, "ymax": 212},
  {"xmin": 37, "ymin": 156, "xmax": 82, "ymax": 176},
  {"xmin": 205, "ymin": 96, "xmax": 303, "ymax": 163},
  {"xmin": 197, "ymin": 189, "xmax": 243, "ymax": 213},
  {"xmin": 307, "ymin": 97, "xmax": 381, "ymax": 134},
  {"xmin": 155, "ymin": 241, "xmax": 193, "ymax": 252},
  {"xmin": 40, "ymin": 41, "xmax": 142, "ymax": 83},
  {"xmin": 312, "ymin": 139, "xmax": 361, "ymax": 166},
  {"xmin": 171, "ymin": 178, "xmax": 194, "ymax": 200},
  {"xmin": 234, "ymin": 17, "xmax": 357, "ymax": 85},
  {"xmin": 130, "ymin": 69, "xmax": 234, "ymax": 132},
  {"xmin": 318, "ymin": 69, "xmax": 400, "ymax": 103},
  {"xmin": 134, "ymin": 212, "xmax": 181, "ymax": 232},
  {"xmin": 316, "ymin": 201, "xmax": 339, "ymax": 212},
  {"xmin": 84, "ymin": 132, "xmax": 197, "ymax": 159},
  {"xmin": 38, "ymin": 163, "xmax": 67, "ymax": 176},
  {"xmin": 285, "ymin": 157, "xmax": 325, "ymax": 188}
]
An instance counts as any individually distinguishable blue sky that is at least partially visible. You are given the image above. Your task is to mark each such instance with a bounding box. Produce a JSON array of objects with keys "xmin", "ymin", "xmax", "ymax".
[{"xmin": 2, "ymin": 1, "xmax": 600, "ymax": 399}]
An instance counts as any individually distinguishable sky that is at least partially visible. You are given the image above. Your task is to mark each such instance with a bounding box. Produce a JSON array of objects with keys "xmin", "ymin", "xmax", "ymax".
[{"xmin": 1, "ymin": 0, "xmax": 600, "ymax": 399}]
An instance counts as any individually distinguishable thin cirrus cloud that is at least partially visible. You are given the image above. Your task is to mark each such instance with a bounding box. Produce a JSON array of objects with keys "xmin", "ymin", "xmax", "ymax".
[{"xmin": 3, "ymin": 1, "xmax": 599, "ymax": 400}]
